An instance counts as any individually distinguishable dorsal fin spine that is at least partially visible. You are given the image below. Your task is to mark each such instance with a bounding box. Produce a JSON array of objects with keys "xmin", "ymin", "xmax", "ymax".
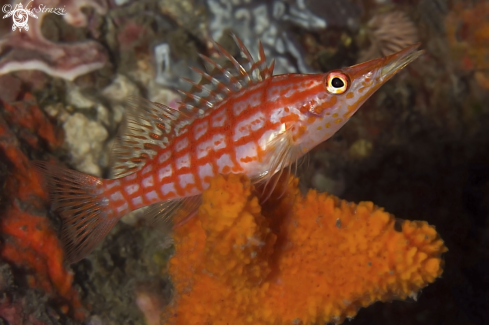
[
  {"xmin": 198, "ymin": 54, "xmax": 243, "ymax": 92},
  {"xmin": 110, "ymin": 37, "xmax": 272, "ymax": 178},
  {"xmin": 258, "ymin": 42, "xmax": 270, "ymax": 80},
  {"xmin": 109, "ymin": 98, "xmax": 193, "ymax": 178},
  {"xmin": 178, "ymin": 89, "xmax": 213, "ymax": 109},
  {"xmin": 181, "ymin": 77, "xmax": 222, "ymax": 101},
  {"xmin": 266, "ymin": 61, "xmax": 275, "ymax": 79},
  {"xmin": 214, "ymin": 42, "xmax": 251, "ymax": 86},
  {"xmin": 190, "ymin": 66, "xmax": 233, "ymax": 95},
  {"xmin": 233, "ymin": 35, "xmax": 254, "ymax": 64}
]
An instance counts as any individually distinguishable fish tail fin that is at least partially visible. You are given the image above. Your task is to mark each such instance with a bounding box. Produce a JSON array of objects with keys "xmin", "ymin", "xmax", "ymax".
[{"xmin": 33, "ymin": 161, "xmax": 119, "ymax": 264}]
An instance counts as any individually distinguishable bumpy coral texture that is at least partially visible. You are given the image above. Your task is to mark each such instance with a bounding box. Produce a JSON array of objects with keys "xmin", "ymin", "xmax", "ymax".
[
  {"xmin": 166, "ymin": 174, "xmax": 447, "ymax": 325},
  {"xmin": 0, "ymin": 93, "xmax": 85, "ymax": 321}
]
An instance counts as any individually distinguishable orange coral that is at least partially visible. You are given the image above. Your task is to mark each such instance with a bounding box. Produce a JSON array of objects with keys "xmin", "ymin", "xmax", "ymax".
[{"xmin": 165, "ymin": 174, "xmax": 447, "ymax": 325}]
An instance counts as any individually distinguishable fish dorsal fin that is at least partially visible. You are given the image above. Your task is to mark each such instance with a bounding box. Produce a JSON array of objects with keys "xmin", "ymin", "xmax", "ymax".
[
  {"xmin": 110, "ymin": 97, "xmax": 193, "ymax": 178},
  {"xmin": 178, "ymin": 35, "xmax": 275, "ymax": 117},
  {"xmin": 111, "ymin": 37, "xmax": 274, "ymax": 178}
]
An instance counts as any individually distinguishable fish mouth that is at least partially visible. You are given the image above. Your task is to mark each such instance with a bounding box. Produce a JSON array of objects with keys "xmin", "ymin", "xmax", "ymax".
[
  {"xmin": 343, "ymin": 44, "xmax": 424, "ymax": 84},
  {"xmin": 380, "ymin": 43, "xmax": 424, "ymax": 81}
]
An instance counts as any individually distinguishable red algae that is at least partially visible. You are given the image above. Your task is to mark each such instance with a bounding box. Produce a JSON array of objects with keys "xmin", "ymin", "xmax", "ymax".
[
  {"xmin": 0, "ymin": 93, "xmax": 85, "ymax": 321},
  {"xmin": 165, "ymin": 174, "xmax": 447, "ymax": 325}
]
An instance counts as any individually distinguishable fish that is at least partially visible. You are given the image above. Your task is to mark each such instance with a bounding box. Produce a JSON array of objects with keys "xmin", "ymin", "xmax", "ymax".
[{"xmin": 34, "ymin": 36, "xmax": 423, "ymax": 263}]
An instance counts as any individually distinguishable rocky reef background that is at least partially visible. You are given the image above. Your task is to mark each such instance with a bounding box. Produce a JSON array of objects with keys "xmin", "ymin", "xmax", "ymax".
[{"xmin": 0, "ymin": 0, "xmax": 488, "ymax": 324}]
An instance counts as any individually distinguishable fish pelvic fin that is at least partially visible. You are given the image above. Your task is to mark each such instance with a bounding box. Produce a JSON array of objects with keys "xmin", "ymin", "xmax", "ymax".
[
  {"xmin": 140, "ymin": 195, "xmax": 202, "ymax": 231},
  {"xmin": 33, "ymin": 161, "xmax": 118, "ymax": 264}
]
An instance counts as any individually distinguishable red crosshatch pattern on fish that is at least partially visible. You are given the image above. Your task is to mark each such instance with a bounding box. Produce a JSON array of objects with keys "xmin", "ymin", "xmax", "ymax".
[{"xmin": 33, "ymin": 35, "xmax": 423, "ymax": 263}]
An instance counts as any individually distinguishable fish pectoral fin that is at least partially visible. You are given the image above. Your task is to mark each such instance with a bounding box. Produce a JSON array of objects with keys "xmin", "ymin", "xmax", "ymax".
[
  {"xmin": 109, "ymin": 97, "xmax": 194, "ymax": 178},
  {"xmin": 252, "ymin": 131, "xmax": 303, "ymax": 202},
  {"xmin": 139, "ymin": 195, "xmax": 202, "ymax": 233}
]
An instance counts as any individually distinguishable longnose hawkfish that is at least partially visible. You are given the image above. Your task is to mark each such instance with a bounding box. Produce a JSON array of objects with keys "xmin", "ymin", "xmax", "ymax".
[{"xmin": 34, "ymin": 36, "xmax": 423, "ymax": 263}]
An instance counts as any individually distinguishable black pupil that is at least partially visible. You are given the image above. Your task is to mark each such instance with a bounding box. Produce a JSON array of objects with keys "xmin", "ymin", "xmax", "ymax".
[{"xmin": 331, "ymin": 77, "xmax": 344, "ymax": 88}]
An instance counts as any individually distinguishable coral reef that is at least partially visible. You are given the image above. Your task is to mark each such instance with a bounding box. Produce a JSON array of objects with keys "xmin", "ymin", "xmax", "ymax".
[
  {"xmin": 62, "ymin": 112, "xmax": 109, "ymax": 176},
  {"xmin": 207, "ymin": 0, "xmax": 361, "ymax": 74},
  {"xmin": 445, "ymin": 1, "xmax": 489, "ymax": 90},
  {"xmin": 166, "ymin": 174, "xmax": 447, "ymax": 324},
  {"xmin": 0, "ymin": 93, "xmax": 84, "ymax": 322},
  {"xmin": 0, "ymin": 0, "xmax": 107, "ymax": 81},
  {"xmin": 0, "ymin": 1, "xmax": 485, "ymax": 324},
  {"xmin": 70, "ymin": 222, "xmax": 169, "ymax": 325}
]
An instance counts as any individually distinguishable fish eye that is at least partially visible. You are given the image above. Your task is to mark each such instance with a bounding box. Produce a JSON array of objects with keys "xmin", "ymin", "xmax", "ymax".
[{"xmin": 325, "ymin": 72, "xmax": 349, "ymax": 94}]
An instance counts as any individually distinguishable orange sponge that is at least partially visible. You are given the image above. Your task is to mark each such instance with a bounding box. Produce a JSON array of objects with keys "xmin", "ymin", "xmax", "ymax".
[{"xmin": 165, "ymin": 174, "xmax": 446, "ymax": 325}]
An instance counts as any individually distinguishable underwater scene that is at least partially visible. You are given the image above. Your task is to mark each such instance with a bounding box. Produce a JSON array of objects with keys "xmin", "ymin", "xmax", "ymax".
[{"xmin": 0, "ymin": 0, "xmax": 488, "ymax": 324}]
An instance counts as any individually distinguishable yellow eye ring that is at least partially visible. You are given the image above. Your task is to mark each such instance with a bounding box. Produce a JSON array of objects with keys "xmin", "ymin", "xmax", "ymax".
[{"xmin": 325, "ymin": 72, "xmax": 349, "ymax": 94}]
